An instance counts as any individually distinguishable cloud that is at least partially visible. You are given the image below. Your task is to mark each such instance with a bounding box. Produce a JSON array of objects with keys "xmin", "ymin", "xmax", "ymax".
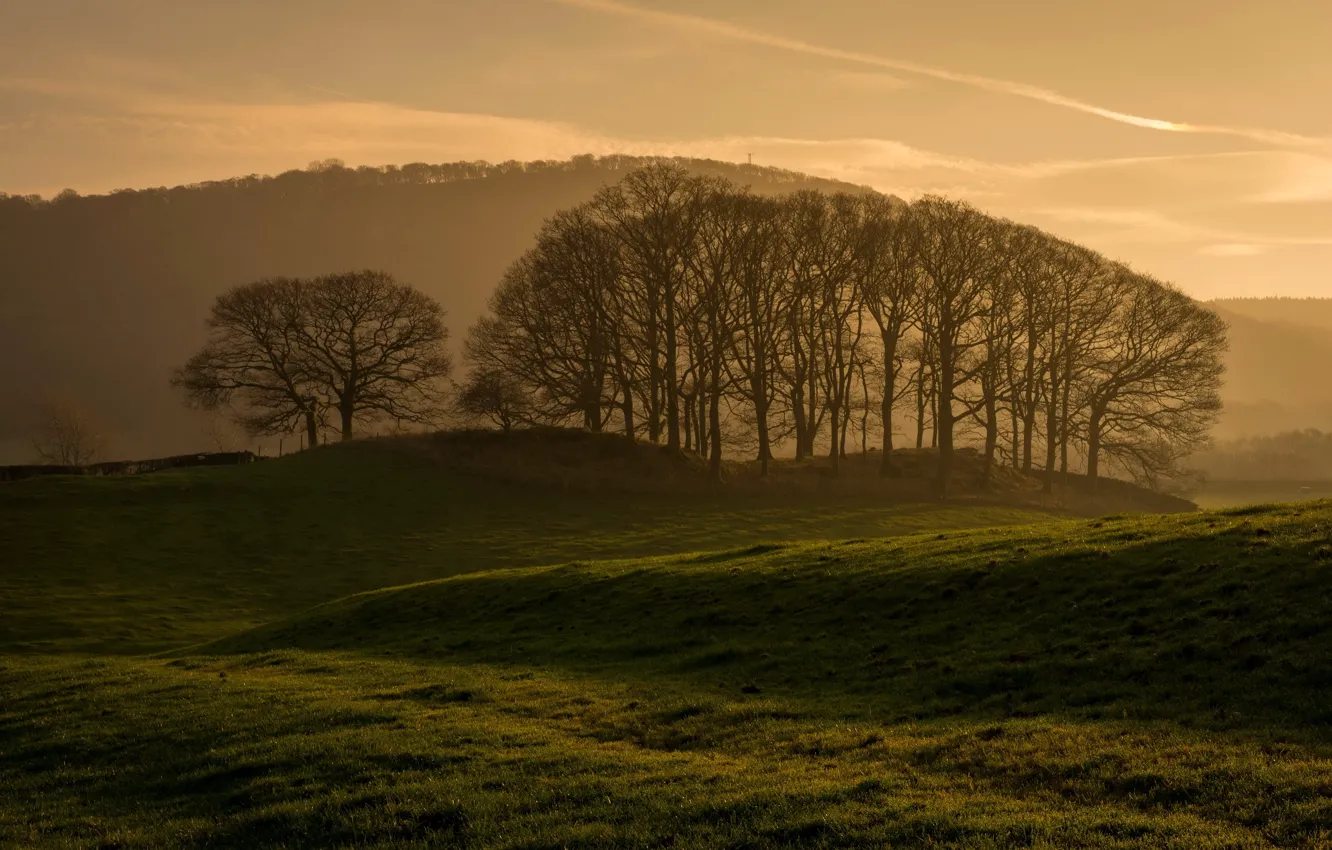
[
  {"xmin": 1033, "ymin": 206, "xmax": 1332, "ymax": 249},
  {"xmin": 549, "ymin": 0, "xmax": 1324, "ymax": 148},
  {"xmin": 1200, "ymin": 244, "xmax": 1266, "ymax": 257},
  {"xmin": 4, "ymin": 71, "xmax": 1331, "ymax": 263},
  {"xmin": 827, "ymin": 70, "xmax": 913, "ymax": 93},
  {"xmin": 1249, "ymin": 153, "xmax": 1332, "ymax": 203},
  {"xmin": 0, "ymin": 75, "xmax": 620, "ymax": 165}
]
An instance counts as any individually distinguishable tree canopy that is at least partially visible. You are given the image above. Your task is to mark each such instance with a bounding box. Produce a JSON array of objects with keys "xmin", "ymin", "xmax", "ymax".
[
  {"xmin": 174, "ymin": 271, "xmax": 451, "ymax": 446},
  {"xmin": 464, "ymin": 164, "xmax": 1227, "ymax": 492}
]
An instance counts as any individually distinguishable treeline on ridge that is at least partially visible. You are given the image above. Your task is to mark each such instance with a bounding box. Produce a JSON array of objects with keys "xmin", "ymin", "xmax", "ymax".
[
  {"xmin": 461, "ymin": 164, "xmax": 1227, "ymax": 495},
  {"xmin": 1194, "ymin": 429, "xmax": 1332, "ymax": 481},
  {"xmin": 0, "ymin": 154, "xmax": 866, "ymax": 462}
]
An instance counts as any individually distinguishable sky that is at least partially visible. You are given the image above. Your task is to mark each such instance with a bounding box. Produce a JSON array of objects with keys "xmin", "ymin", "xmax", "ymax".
[{"xmin": 1, "ymin": 0, "xmax": 1329, "ymax": 299}]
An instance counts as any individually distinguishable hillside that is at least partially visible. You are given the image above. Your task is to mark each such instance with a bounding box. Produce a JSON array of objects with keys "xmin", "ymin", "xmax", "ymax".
[
  {"xmin": 1211, "ymin": 297, "xmax": 1332, "ymax": 331},
  {"xmin": 3, "ymin": 500, "xmax": 1331, "ymax": 846},
  {"xmin": 207, "ymin": 501, "xmax": 1332, "ymax": 733},
  {"xmin": 1205, "ymin": 301, "xmax": 1332, "ymax": 438},
  {"xmin": 0, "ymin": 156, "xmax": 868, "ymax": 464},
  {"xmin": 0, "ymin": 433, "xmax": 1054, "ymax": 655}
]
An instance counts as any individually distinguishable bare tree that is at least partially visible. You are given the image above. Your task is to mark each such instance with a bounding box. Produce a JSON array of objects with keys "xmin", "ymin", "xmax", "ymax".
[
  {"xmin": 723, "ymin": 195, "xmax": 787, "ymax": 474},
  {"xmin": 910, "ymin": 197, "xmax": 998, "ymax": 497},
  {"xmin": 173, "ymin": 277, "xmax": 323, "ymax": 448},
  {"xmin": 858, "ymin": 194, "xmax": 919, "ymax": 476},
  {"xmin": 202, "ymin": 414, "xmax": 245, "ymax": 452},
  {"xmin": 298, "ymin": 271, "xmax": 452, "ymax": 440},
  {"xmin": 1080, "ymin": 271, "xmax": 1226, "ymax": 483},
  {"xmin": 591, "ymin": 164, "xmax": 707, "ymax": 452},
  {"xmin": 683, "ymin": 179, "xmax": 749, "ymax": 482},
  {"xmin": 462, "ymin": 166, "xmax": 1228, "ymax": 493},
  {"xmin": 32, "ymin": 399, "xmax": 106, "ymax": 465},
  {"xmin": 463, "ymin": 210, "xmax": 622, "ymax": 433},
  {"xmin": 175, "ymin": 271, "xmax": 451, "ymax": 445},
  {"xmin": 455, "ymin": 367, "xmax": 530, "ymax": 433}
]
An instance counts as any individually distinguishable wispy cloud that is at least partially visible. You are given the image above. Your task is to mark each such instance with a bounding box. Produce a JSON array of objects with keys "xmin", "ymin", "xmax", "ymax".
[
  {"xmin": 827, "ymin": 70, "xmax": 913, "ymax": 93},
  {"xmin": 1034, "ymin": 206, "xmax": 1332, "ymax": 249},
  {"xmin": 550, "ymin": 0, "xmax": 1324, "ymax": 148},
  {"xmin": 4, "ymin": 71, "xmax": 1331, "ymax": 264},
  {"xmin": 1200, "ymin": 243, "xmax": 1266, "ymax": 257}
]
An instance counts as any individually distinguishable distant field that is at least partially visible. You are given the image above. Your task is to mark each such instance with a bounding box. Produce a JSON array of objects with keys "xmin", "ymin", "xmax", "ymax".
[
  {"xmin": 0, "ymin": 441, "xmax": 1052, "ymax": 655},
  {"xmin": 3, "ymin": 501, "xmax": 1331, "ymax": 847},
  {"xmin": 1190, "ymin": 479, "xmax": 1332, "ymax": 510}
]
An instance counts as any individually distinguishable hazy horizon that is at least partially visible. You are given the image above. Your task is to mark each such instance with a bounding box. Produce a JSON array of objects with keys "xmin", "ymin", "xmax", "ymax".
[{"xmin": 3, "ymin": 0, "xmax": 1329, "ymax": 300}]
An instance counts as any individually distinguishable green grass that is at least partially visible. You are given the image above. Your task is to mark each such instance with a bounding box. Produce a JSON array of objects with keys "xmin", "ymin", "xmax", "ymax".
[
  {"xmin": 0, "ymin": 441, "xmax": 1050, "ymax": 655},
  {"xmin": 1191, "ymin": 480, "xmax": 1332, "ymax": 510},
  {"xmin": 3, "ymin": 440, "xmax": 1331, "ymax": 847}
]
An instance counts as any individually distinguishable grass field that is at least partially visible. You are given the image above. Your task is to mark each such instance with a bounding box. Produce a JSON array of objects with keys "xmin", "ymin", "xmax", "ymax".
[
  {"xmin": 1190, "ymin": 480, "xmax": 1332, "ymax": 511},
  {"xmin": 0, "ymin": 441, "xmax": 1049, "ymax": 655},
  {"xmin": 2, "ymin": 439, "xmax": 1330, "ymax": 847}
]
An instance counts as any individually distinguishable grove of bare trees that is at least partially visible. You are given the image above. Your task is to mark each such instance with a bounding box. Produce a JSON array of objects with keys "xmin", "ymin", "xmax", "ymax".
[
  {"xmin": 175, "ymin": 271, "xmax": 452, "ymax": 446},
  {"xmin": 462, "ymin": 164, "xmax": 1227, "ymax": 493}
]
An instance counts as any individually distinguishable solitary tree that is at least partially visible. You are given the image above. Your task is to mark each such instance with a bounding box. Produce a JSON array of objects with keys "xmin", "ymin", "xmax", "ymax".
[
  {"xmin": 32, "ymin": 399, "xmax": 106, "ymax": 465},
  {"xmin": 455, "ymin": 367, "xmax": 530, "ymax": 432},
  {"xmin": 175, "ymin": 271, "xmax": 451, "ymax": 445}
]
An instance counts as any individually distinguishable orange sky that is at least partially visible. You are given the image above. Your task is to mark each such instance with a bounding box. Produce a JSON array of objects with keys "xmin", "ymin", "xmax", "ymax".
[{"xmin": 2, "ymin": 0, "xmax": 1329, "ymax": 298}]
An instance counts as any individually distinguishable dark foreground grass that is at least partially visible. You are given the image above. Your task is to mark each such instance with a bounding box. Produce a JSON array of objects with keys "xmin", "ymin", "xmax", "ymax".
[
  {"xmin": 4, "ymin": 651, "xmax": 1329, "ymax": 849},
  {"xmin": 2, "ymin": 500, "xmax": 1331, "ymax": 847},
  {"xmin": 0, "ymin": 441, "xmax": 1049, "ymax": 654}
]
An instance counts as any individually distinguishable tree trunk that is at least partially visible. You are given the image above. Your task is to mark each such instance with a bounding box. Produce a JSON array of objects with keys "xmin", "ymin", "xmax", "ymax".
[
  {"xmin": 828, "ymin": 400, "xmax": 841, "ymax": 475},
  {"xmin": 1086, "ymin": 408, "xmax": 1103, "ymax": 484},
  {"xmin": 339, "ymin": 399, "xmax": 354, "ymax": 441},
  {"xmin": 664, "ymin": 295, "xmax": 681, "ymax": 453},
  {"xmin": 645, "ymin": 299, "xmax": 662, "ymax": 444},
  {"xmin": 915, "ymin": 365, "xmax": 926, "ymax": 450},
  {"xmin": 935, "ymin": 337, "xmax": 955, "ymax": 498},
  {"xmin": 1043, "ymin": 370, "xmax": 1059, "ymax": 495},
  {"xmin": 792, "ymin": 357, "xmax": 808, "ymax": 461},
  {"xmin": 1022, "ymin": 313, "xmax": 1038, "ymax": 473},
  {"xmin": 753, "ymin": 370, "xmax": 771, "ymax": 476},
  {"xmin": 708, "ymin": 388, "xmax": 723, "ymax": 484},
  {"xmin": 621, "ymin": 383, "xmax": 635, "ymax": 441},
  {"xmin": 1059, "ymin": 379, "xmax": 1071, "ymax": 475},
  {"xmin": 806, "ymin": 357, "xmax": 819, "ymax": 459},
  {"xmin": 682, "ymin": 396, "xmax": 693, "ymax": 452},
  {"xmin": 881, "ymin": 385, "xmax": 898, "ymax": 477},
  {"xmin": 1010, "ymin": 401, "xmax": 1020, "ymax": 471},
  {"xmin": 305, "ymin": 409, "xmax": 319, "ymax": 449},
  {"xmin": 982, "ymin": 380, "xmax": 998, "ymax": 490}
]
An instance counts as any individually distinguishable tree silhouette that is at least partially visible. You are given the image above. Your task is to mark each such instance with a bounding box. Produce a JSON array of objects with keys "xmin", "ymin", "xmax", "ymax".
[
  {"xmin": 460, "ymin": 169, "xmax": 1228, "ymax": 491},
  {"xmin": 175, "ymin": 271, "xmax": 451, "ymax": 444}
]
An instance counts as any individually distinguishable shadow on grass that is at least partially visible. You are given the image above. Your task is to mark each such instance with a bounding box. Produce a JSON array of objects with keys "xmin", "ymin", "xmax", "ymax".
[{"xmin": 203, "ymin": 509, "xmax": 1332, "ymax": 739}]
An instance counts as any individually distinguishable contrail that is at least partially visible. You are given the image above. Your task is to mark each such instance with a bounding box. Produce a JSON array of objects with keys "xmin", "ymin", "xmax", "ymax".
[{"xmin": 551, "ymin": 0, "xmax": 1319, "ymax": 148}]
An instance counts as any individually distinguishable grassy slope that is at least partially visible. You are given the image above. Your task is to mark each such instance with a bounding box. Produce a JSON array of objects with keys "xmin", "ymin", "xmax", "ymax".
[
  {"xmin": 0, "ymin": 441, "xmax": 1048, "ymax": 655},
  {"xmin": 2, "ymin": 492, "xmax": 1331, "ymax": 846},
  {"xmin": 207, "ymin": 505, "xmax": 1332, "ymax": 732}
]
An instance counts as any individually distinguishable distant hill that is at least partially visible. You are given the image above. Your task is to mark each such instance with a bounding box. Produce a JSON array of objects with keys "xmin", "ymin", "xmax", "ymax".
[
  {"xmin": 0, "ymin": 156, "xmax": 868, "ymax": 463},
  {"xmin": 1205, "ymin": 301, "xmax": 1332, "ymax": 438},
  {"xmin": 2, "ymin": 156, "xmax": 1327, "ymax": 460},
  {"xmin": 1211, "ymin": 297, "xmax": 1332, "ymax": 330}
]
